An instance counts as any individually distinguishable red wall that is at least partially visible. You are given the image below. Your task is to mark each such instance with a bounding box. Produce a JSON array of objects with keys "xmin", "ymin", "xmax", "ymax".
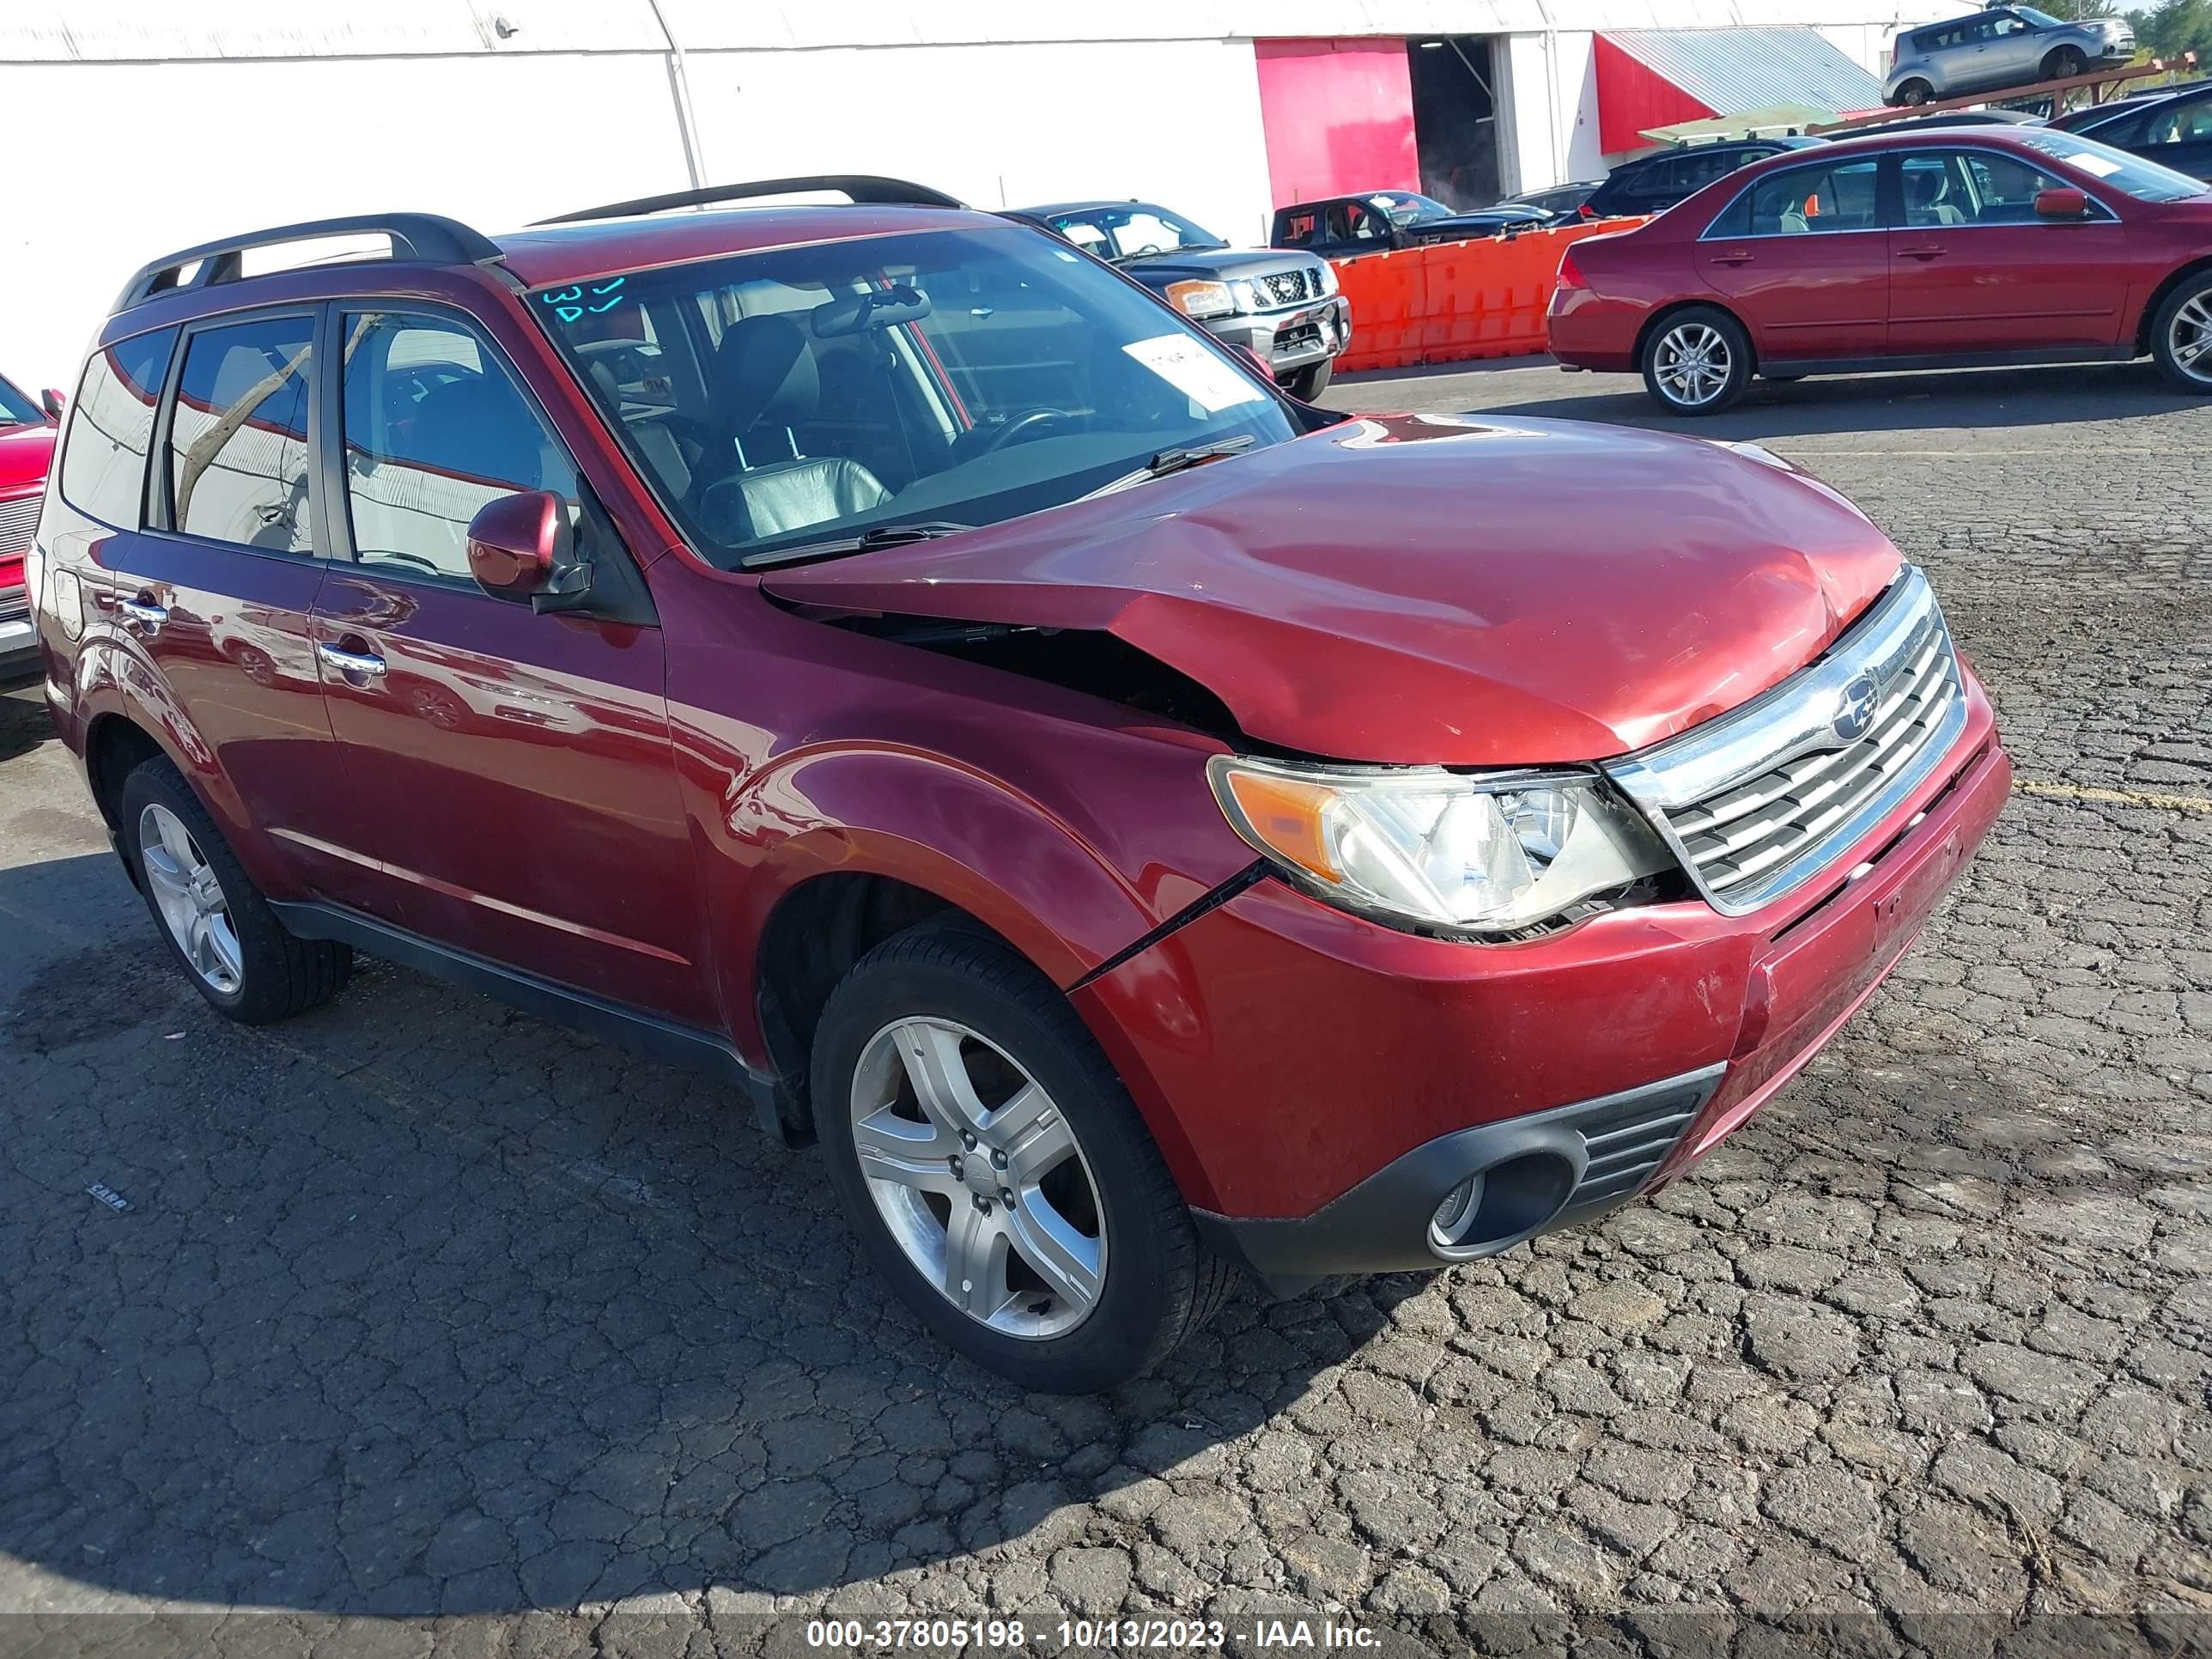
[
  {"xmin": 1593, "ymin": 34, "xmax": 1717, "ymax": 155},
  {"xmin": 1253, "ymin": 39, "xmax": 1419, "ymax": 209}
]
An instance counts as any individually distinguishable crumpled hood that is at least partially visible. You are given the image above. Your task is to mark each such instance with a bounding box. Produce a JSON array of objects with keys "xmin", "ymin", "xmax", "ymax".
[{"xmin": 762, "ymin": 414, "xmax": 1904, "ymax": 767}]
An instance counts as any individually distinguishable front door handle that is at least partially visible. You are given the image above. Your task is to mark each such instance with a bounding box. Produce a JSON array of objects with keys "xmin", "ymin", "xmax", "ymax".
[
  {"xmin": 117, "ymin": 595, "xmax": 168, "ymax": 635},
  {"xmin": 1897, "ymin": 246, "xmax": 1948, "ymax": 261},
  {"xmin": 1711, "ymin": 250, "xmax": 1755, "ymax": 266},
  {"xmin": 317, "ymin": 641, "xmax": 386, "ymax": 678}
]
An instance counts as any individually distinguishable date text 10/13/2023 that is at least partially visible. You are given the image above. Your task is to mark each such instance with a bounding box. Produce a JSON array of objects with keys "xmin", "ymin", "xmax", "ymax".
[{"xmin": 803, "ymin": 1619, "xmax": 1383, "ymax": 1650}]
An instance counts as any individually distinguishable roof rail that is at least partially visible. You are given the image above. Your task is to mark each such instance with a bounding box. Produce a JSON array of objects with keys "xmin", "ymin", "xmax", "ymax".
[
  {"xmin": 113, "ymin": 212, "xmax": 505, "ymax": 313},
  {"xmin": 533, "ymin": 175, "xmax": 965, "ymax": 227}
]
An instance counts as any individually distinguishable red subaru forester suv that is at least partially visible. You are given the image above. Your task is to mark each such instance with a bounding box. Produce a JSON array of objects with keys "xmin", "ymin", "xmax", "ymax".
[{"xmin": 31, "ymin": 178, "xmax": 2010, "ymax": 1391}]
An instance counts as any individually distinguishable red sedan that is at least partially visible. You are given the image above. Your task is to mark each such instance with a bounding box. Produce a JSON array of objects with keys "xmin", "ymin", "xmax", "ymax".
[{"xmin": 1549, "ymin": 126, "xmax": 2212, "ymax": 413}]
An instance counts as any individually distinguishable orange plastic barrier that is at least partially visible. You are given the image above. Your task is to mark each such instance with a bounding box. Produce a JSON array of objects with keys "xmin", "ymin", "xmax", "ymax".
[{"xmin": 1328, "ymin": 218, "xmax": 1650, "ymax": 374}]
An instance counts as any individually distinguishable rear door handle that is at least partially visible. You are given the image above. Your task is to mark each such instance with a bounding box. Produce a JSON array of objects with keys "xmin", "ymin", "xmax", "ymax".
[
  {"xmin": 317, "ymin": 641, "xmax": 386, "ymax": 678},
  {"xmin": 1897, "ymin": 246, "xmax": 1948, "ymax": 261},
  {"xmin": 117, "ymin": 595, "xmax": 167, "ymax": 635}
]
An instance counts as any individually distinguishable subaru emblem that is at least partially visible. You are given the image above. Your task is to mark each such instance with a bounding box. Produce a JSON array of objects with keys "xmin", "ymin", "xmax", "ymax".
[{"xmin": 1832, "ymin": 673, "xmax": 1879, "ymax": 743}]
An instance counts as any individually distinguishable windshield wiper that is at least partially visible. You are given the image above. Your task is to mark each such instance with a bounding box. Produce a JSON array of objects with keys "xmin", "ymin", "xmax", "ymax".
[
  {"xmin": 739, "ymin": 520, "xmax": 973, "ymax": 570},
  {"xmin": 1082, "ymin": 434, "xmax": 1256, "ymax": 499},
  {"xmin": 1109, "ymin": 242, "xmax": 1225, "ymax": 264}
]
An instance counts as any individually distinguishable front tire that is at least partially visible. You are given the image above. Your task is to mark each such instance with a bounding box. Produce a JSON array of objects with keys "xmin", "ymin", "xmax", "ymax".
[
  {"xmin": 1894, "ymin": 79, "xmax": 1934, "ymax": 106},
  {"xmin": 1281, "ymin": 359, "xmax": 1334, "ymax": 401},
  {"xmin": 812, "ymin": 922, "xmax": 1230, "ymax": 1393},
  {"xmin": 1641, "ymin": 307, "xmax": 1753, "ymax": 415},
  {"xmin": 2043, "ymin": 46, "xmax": 2087, "ymax": 81},
  {"xmin": 2151, "ymin": 274, "xmax": 2212, "ymax": 393},
  {"xmin": 118, "ymin": 757, "xmax": 352, "ymax": 1024}
]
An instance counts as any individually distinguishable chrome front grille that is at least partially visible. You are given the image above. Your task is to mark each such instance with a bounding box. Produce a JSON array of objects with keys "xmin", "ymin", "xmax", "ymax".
[
  {"xmin": 0, "ymin": 494, "xmax": 37, "ymax": 558},
  {"xmin": 1607, "ymin": 566, "xmax": 1968, "ymax": 915},
  {"xmin": 1258, "ymin": 270, "xmax": 1314, "ymax": 307}
]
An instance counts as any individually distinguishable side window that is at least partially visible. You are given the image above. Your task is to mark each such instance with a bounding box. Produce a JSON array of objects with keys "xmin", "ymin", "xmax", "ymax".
[
  {"xmin": 1345, "ymin": 202, "xmax": 1389, "ymax": 242},
  {"xmin": 2090, "ymin": 105, "xmax": 2154, "ymax": 147},
  {"xmin": 1912, "ymin": 149, "xmax": 2091, "ymax": 224},
  {"xmin": 167, "ymin": 316, "xmax": 315, "ymax": 554},
  {"xmin": 1628, "ymin": 158, "xmax": 1686, "ymax": 202},
  {"xmin": 1684, "ymin": 150, "xmax": 1747, "ymax": 193},
  {"xmin": 1737, "ymin": 160, "xmax": 1882, "ymax": 234},
  {"xmin": 1279, "ymin": 210, "xmax": 1318, "ymax": 247},
  {"xmin": 2147, "ymin": 100, "xmax": 2212, "ymax": 147},
  {"xmin": 59, "ymin": 327, "xmax": 176, "ymax": 528},
  {"xmin": 339, "ymin": 311, "xmax": 577, "ymax": 586}
]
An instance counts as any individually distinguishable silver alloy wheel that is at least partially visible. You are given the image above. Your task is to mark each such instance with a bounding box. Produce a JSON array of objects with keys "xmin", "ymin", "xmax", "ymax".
[
  {"xmin": 850, "ymin": 1017, "xmax": 1106, "ymax": 1339},
  {"xmin": 2170, "ymin": 290, "xmax": 2212, "ymax": 385},
  {"xmin": 138, "ymin": 803, "xmax": 243, "ymax": 996},
  {"xmin": 1654, "ymin": 323, "xmax": 1732, "ymax": 408}
]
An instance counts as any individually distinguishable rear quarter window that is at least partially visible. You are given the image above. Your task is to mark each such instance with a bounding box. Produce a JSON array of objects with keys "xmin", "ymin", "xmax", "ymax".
[{"xmin": 60, "ymin": 327, "xmax": 177, "ymax": 528}]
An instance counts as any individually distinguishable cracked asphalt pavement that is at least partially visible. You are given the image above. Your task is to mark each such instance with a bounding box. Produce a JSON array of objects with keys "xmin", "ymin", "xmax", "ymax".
[{"xmin": 2, "ymin": 359, "xmax": 2209, "ymax": 1656}]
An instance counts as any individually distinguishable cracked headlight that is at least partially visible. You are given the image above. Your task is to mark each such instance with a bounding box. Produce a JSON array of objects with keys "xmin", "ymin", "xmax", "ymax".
[{"xmin": 1208, "ymin": 756, "xmax": 1672, "ymax": 934}]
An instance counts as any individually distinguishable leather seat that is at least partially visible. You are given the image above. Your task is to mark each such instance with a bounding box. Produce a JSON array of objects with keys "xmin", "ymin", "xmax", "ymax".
[{"xmin": 711, "ymin": 313, "xmax": 890, "ymax": 538}]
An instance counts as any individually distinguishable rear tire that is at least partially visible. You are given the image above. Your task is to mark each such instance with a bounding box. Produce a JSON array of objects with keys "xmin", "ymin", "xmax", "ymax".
[
  {"xmin": 811, "ymin": 922, "xmax": 1231, "ymax": 1393},
  {"xmin": 1641, "ymin": 307, "xmax": 1753, "ymax": 416},
  {"xmin": 2150, "ymin": 273, "xmax": 2212, "ymax": 393},
  {"xmin": 118, "ymin": 757, "xmax": 352, "ymax": 1024},
  {"xmin": 2043, "ymin": 46, "xmax": 2087, "ymax": 81},
  {"xmin": 1282, "ymin": 359, "xmax": 1334, "ymax": 401},
  {"xmin": 1895, "ymin": 79, "xmax": 1934, "ymax": 106}
]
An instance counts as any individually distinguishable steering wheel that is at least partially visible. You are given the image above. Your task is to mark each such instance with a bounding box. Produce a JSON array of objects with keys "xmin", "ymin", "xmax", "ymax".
[{"xmin": 976, "ymin": 407, "xmax": 1078, "ymax": 454}]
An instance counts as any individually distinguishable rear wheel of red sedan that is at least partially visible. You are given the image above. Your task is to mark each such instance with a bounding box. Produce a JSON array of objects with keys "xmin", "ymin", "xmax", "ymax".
[
  {"xmin": 812, "ymin": 921, "xmax": 1232, "ymax": 1393},
  {"xmin": 1642, "ymin": 307, "xmax": 1753, "ymax": 415},
  {"xmin": 2151, "ymin": 275, "xmax": 2212, "ymax": 393}
]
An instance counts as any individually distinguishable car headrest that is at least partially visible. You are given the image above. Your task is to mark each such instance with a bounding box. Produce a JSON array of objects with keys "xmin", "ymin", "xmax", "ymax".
[{"xmin": 715, "ymin": 313, "xmax": 817, "ymax": 435}]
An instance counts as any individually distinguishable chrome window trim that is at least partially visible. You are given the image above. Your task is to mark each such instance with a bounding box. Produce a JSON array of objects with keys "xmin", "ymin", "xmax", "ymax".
[{"xmin": 1604, "ymin": 565, "xmax": 1970, "ymax": 917}]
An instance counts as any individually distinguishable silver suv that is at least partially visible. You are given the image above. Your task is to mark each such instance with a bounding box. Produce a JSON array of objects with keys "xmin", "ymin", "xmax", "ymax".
[{"xmin": 1885, "ymin": 5, "xmax": 2134, "ymax": 106}]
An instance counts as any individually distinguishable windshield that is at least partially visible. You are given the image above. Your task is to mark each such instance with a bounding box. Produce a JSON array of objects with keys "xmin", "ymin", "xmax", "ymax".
[
  {"xmin": 1370, "ymin": 192, "xmax": 1456, "ymax": 227},
  {"xmin": 2017, "ymin": 129, "xmax": 2209, "ymax": 201},
  {"xmin": 0, "ymin": 375, "xmax": 40, "ymax": 427},
  {"xmin": 537, "ymin": 226, "xmax": 1298, "ymax": 567},
  {"xmin": 1043, "ymin": 204, "xmax": 1225, "ymax": 263}
]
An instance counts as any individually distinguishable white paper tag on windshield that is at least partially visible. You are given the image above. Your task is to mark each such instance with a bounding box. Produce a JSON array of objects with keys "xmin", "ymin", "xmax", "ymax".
[
  {"xmin": 1123, "ymin": 335, "xmax": 1266, "ymax": 412},
  {"xmin": 2063, "ymin": 151, "xmax": 2122, "ymax": 178}
]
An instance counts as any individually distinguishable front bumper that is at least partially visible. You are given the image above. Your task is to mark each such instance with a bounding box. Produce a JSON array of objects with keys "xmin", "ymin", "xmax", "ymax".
[
  {"xmin": 1073, "ymin": 677, "xmax": 2009, "ymax": 1285},
  {"xmin": 0, "ymin": 595, "xmax": 35, "ymax": 674},
  {"xmin": 1203, "ymin": 296, "xmax": 1352, "ymax": 376}
]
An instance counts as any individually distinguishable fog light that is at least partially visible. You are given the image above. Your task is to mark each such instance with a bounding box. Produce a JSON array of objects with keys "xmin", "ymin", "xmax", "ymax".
[{"xmin": 1432, "ymin": 1176, "xmax": 1482, "ymax": 1244}]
